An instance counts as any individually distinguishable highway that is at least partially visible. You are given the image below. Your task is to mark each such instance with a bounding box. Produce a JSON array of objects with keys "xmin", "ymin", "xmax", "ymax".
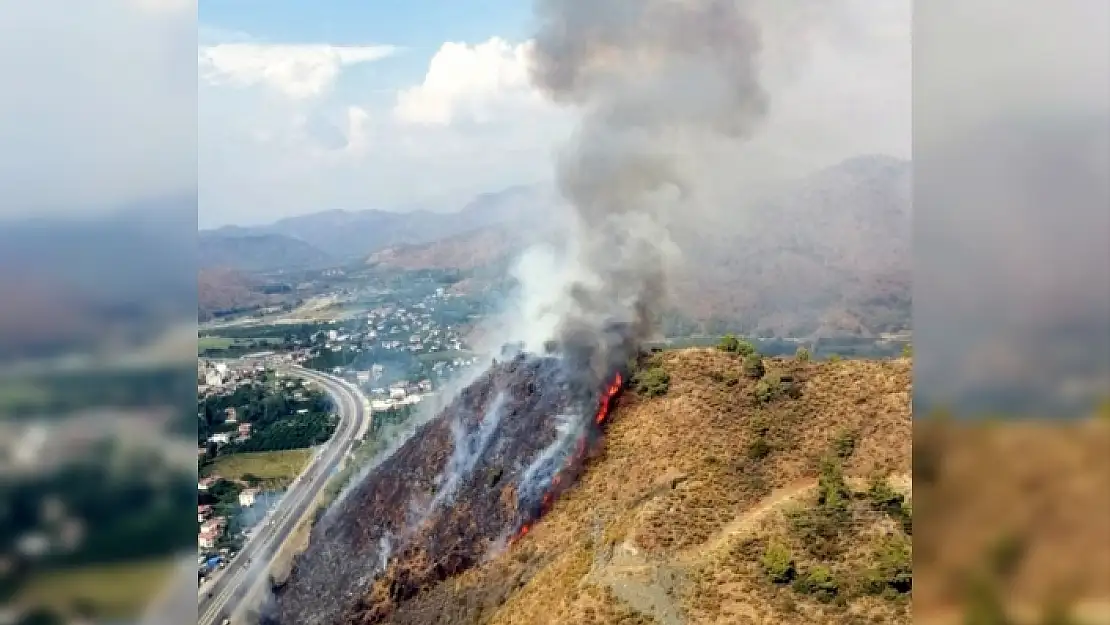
[{"xmin": 198, "ymin": 366, "xmax": 371, "ymax": 625}]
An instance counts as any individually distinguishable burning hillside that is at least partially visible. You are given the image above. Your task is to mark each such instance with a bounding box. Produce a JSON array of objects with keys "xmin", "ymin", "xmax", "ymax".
[{"xmin": 267, "ymin": 346, "xmax": 629, "ymax": 625}]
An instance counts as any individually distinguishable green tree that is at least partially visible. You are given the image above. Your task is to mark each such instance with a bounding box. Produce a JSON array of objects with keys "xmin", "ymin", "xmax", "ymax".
[
  {"xmin": 742, "ymin": 354, "xmax": 765, "ymax": 378},
  {"xmin": 761, "ymin": 541, "xmax": 797, "ymax": 584},
  {"xmin": 718, "ymin": 334, "xmax": 740, "ymax": 353}
]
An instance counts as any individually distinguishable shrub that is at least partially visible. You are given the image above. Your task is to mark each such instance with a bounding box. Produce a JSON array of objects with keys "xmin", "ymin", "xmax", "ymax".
[
  {"xmin": 901, "ymin": 343, "xmax": 913, "ymax": 358},
  {"xmin": 718, "ymin": 334, "xmax": 756, "ymax": 357},
  {"xmin": 867, "ymin": 477, "xmax": 912, "ymax": 535},
  {"xmin": 633, "ymin": 366, "xmax": 670, "ymax": 397},
  {"xmin": 789, "ymin": 507, "xmax": 845, "ymax": 561},
  {"xmin": 761, "ymin": 541, "xmax": 797, "ymax": 584},
  {"xmin": 717, "ymin": 334, "xmax": 740, "ymax": 353},
  {"xmin": 753, "ymin": 372, "xmax": 782, "ymax": 404},
  {"xmin": 747, "ymin": 436, "xmax": 773, "ymax": 460},
  {"xmin": 795, "ymin": 346, "xmax": 811, "ymax": 362},
  {"xmin": 742, "ymin": 354, "xmax": 765, "ymax": 378},
  {"xmin": 833, "ymin": 428, "xmax": 858, "ymax": 459},
  {"xmin": 863, "ymin": 535, "xmax": 912, "ymax": 596},
  {"xmin": 827, "ymin": 354, "xmax": 842, "ymax": 363},
  {"xmin": 793, "ymin": 565, "xmax": 839, "ymax": 603},
  {"xmin": 817, "ymin": 457, "xmax": 851, "ymax": 514}
]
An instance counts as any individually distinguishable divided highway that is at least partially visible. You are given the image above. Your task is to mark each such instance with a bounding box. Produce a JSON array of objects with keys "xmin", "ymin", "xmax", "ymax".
[{"xmin": 198, "ymin": 366, "xmax": 371, "ymax": 625}]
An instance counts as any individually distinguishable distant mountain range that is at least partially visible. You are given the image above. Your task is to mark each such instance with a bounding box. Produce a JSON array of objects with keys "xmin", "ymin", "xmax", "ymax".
[
  {"xmin": 366, "ymin": 155, "xmax": 912, "ymax": 338},
  {"xmin": 198, "ymin": 185, "xmax": 549, "ymax": 272},
  {"xmin": 200, "ymin": 155, "xmax": 912, "ymax": 337}
]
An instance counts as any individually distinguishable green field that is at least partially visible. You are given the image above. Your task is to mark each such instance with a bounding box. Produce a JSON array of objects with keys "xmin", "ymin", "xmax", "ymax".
[
  {"xmin": 16, "ymin": 557, "xmax": 178, "ymax": 620},
  {"xmin": 202, "ymin": 449, "xmax": 315, "ymax": 486},
  {"xmin": 0, "ymin": 380, "xmax": 50, "ymax": 414},
  {"xmin": 198, "ymin": 335, "xmax": 282, "ymax": 355}
]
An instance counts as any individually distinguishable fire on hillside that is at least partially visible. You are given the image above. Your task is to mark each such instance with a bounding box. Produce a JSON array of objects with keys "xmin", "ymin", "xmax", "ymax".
[{"xmin": 267, "ymin": 342, "xmax": 632, "ymax": 625}]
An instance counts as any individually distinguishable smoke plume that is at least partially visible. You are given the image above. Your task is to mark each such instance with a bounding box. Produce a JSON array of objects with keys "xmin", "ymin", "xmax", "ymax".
[{"xmin": 526, "ymin": 0, "xmax": 769, "ymax": 373}]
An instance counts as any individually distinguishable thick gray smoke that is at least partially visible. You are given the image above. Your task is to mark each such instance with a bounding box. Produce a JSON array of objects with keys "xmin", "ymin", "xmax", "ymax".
[{"xmin": 526, "ymin": 0, "xmax": 769, "ymax": 374}]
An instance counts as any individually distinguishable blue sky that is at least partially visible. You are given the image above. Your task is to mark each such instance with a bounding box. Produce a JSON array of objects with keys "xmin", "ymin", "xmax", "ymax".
[
  {"xmin": 196, "ymin": 0, "xmax": 579, "ymax": 227},
  {"xmin": 199, "ymin": 0, "xmax": 533, "ymax": 91},
  {"xmin": 192, "ymin": 0, "xmax": 914, "ymax": 228},
  {"xmin": 0, "ymin": 0, "xmax": 914, "ymax": 227},
  {"xmin": 200, "ymin": 0, "xmax": 533, "ymax": 50}
]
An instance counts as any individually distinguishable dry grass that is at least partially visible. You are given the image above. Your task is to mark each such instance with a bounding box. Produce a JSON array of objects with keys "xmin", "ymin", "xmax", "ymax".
[
  {"xmin": 381, "ymin": 349, "xmax": 912, "ymax": 624},
  {"xmin": 913, "ymin": 417, "xmax": 1110, "ymax": 623}
]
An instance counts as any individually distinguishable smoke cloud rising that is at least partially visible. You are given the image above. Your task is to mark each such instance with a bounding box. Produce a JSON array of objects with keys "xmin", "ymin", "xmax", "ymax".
[{"xmin": 520, "ymin": 0, "xmax": 770, "ymax": 373}]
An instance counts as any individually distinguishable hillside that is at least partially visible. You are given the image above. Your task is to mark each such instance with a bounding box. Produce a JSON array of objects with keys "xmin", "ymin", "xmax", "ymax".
[
  {"xmin": 366, "ymin": 156, "xmax": 911, "ymax": 338},
  {"xmin": 204, "ymin": 185, "xmax": 552, "ymax": 266},
  {"xmin": 198, "ymin": 231, "xmax": 334, "ymax": 272},
  {"xmin": 271, "ymin": 350, "xmax": 913, "ymax": 625},
  {"xmin": 366, "ymin": 227, "xmax": 522, "ymax": 272},
  {"xmin": 197, "ymin": 267, "xmax": 296, "ymax": 321}
]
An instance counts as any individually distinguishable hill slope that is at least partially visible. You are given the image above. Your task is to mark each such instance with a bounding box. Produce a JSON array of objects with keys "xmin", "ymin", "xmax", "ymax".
[
  {"xmin": 198, "ymin": 231, "xmax": 334, "ymax": 272},
  {"xmin": 204, "ymin": 185, "xmax": 552, "ymax": 265},
  {"xmin": 197, "ymin": 267, "xmax": 295, "ymax": 321},
  {"xmin": 271, "ymin": 350, "xmax": 913, "ymax": 625}
]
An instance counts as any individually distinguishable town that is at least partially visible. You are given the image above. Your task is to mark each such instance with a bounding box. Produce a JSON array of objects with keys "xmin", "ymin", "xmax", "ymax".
[{"xmin": 195, "ymin": 283, "xmax": 485, "ymax": 583}]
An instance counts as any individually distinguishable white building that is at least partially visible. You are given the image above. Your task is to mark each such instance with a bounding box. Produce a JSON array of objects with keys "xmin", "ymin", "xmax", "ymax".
[
  {"xmin": 389, "ymin": 388, "xmax": 406, "ymax": 400},
  {"xmin": 208, "ymin": 432, "xmax": 232, "ymax": 445},
  {"xmin": 239, "ymin": 489, "xmax": 257, "ymax": 507}
]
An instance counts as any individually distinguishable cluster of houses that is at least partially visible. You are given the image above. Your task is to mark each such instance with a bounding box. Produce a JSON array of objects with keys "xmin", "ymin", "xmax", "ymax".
[
  {"xmin": 311, "ymin": 292, "xmax": 469, "ymax": 358},
  {"xmin": 197, "ymin": 359, "xmax": 266, "ymax": 397},
  {"xmin": 197, "ymin": 480, "xmax": 259, "ymax": 550},
  {"xmin": 202, "ymin": 407, "xmax": 252, "ymax": 448},
  {"xmin": 366, "ymin": 380, "xmax": 433, "ymax": 412}
]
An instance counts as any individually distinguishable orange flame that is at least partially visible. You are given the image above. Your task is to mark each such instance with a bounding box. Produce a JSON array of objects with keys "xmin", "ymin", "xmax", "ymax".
[
  {"xmin": 513, "ymin": 371, "xmax": 624, "ymax": 546},
  {"xmin": 594, "ymin": 372, "xmax": 623, "ymax": 425}
]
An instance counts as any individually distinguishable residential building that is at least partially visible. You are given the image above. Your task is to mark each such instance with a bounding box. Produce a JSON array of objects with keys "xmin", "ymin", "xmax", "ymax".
[
  {"xmin": 224, "ymin": 408, "xmax": 237, "ymax": 424},
  {"xmin": 198, "ymin": 477, "xmax": 216, "ymax": 491},
  {"xmin": 237, "ymin": 423, "xmax": 252, "ymax": 439},
  {"xmin": 198, "ymin": 529, "xmax": 218, "ymax": 550},
  {"xmin": 208, "ymin": 432, "xmax": 232, "ymax": 445},
  {"xmin": 239, "ymin": 489, "xmax": 257, "ymax": 507}
]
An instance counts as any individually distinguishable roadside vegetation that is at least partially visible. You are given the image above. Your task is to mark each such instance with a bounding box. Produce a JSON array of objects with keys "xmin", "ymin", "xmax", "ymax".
[{"xmin": 201, "ymin": 449, "xmax": 315, "ymax": 489}]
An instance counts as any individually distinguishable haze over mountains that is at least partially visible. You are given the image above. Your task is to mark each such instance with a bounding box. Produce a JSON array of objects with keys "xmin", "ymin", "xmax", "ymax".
[
  {"xmin": 201, "ymin": 154, "xmax": 911, "ymax": 338},
  {"xmin": 199, "ymin": 186, "xmax": 548, "ymax": 272}
]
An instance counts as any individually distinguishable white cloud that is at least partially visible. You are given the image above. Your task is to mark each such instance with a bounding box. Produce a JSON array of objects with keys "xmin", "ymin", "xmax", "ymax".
[
  {"xmin": 394, "ymin": 38, "xmax": 547, "ymax": 125},
  {"xmin": 199, "ymin": 43, "xmax": 399, "ymax": 99},
  {"xmin": 199, "ymin": 1, "xmax": 911, "ymax": 227}
]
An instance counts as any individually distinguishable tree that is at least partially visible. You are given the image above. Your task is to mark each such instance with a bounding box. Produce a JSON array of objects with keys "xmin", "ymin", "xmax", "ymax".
[
  {"xmin": 742, "ymin": 354, "xmax": 765, "ymax": 378},
  {"xmin": 717, "ymin": 334, "xmax": 740, "ymax": 353},
  {"xmin": 718, "ymin": 334, "xmax": 756, "ymax": 357},
  {"xmin": 761, "ymin": 541, "xmax": 796, "ymax": 584},
  {"xmin": 795, "ymin": 346, "xmax": 811, "ymax": 362}
]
